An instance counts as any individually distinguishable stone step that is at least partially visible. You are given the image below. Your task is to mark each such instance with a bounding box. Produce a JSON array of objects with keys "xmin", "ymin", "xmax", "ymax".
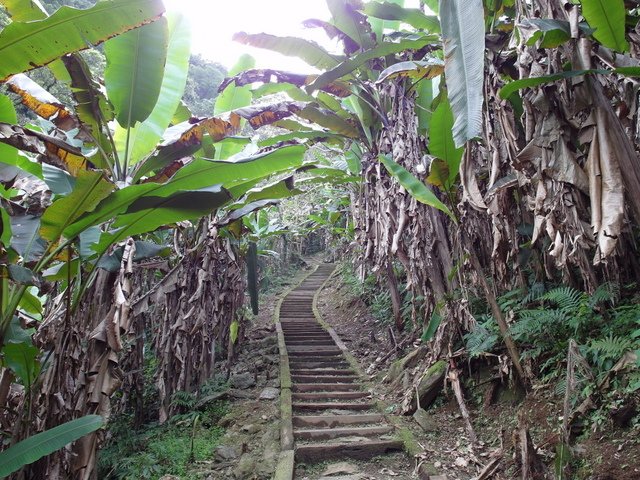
[
  {"xmin": 286, "ymin": 340, "xmax": 336, "ymax": 346},
  {"xmin": 283, "ymin": 332, "xmax": 331, "ymax": 337},
  {"xmin": 293, "ymin": 391, "xmax": 370, "ymax": 401},
  {"xmin": 292, "ymin": 414, "xmax": 384, "ymax": 428},
  {"xmin": 291, "ymin": 368, "xmax": 355, "ymax": 376},
  {"xmin": 282, "ymin": 327, "xmax": 327, "ymax": 332},
  {"xmin": 287, "ymin": 349, "xmax": 342, "ymax": 356},
  {"xmin": 291, "ymin": 375, "xmax": 358, "ymax": 383},
  {"xmin": 289, "ymin": 357, "xmax": 351, "ymax": 373},
  {"xmin": 283, "ymin": 336, "xmax": 333, "ymax": 341},
  {"xmin": 282, "ymin": 329, "xmax": 322, "ymax": 332},
  {"xmin": 294, "ymin": 425, "xmax": 393, "ymax": 441},
  {"xmin": 295, "ymin": 439, "xmax": 404, "ymax": 463},
  {"xmin": 293, "ymin": 383, "xmax": 360, "ymax": 392},
  {"xmin": 281, "ymin": 327, "xmax": 326, "ymax": 330},
  {"xmin": 292, "ymin": 401, "xmax": 376, "ymax": 412}
]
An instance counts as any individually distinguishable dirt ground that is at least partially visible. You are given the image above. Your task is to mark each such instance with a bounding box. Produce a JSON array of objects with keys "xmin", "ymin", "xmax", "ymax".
[{"xmin": 316, "ymin": 273, "xmax": 640, "ymax": 480}]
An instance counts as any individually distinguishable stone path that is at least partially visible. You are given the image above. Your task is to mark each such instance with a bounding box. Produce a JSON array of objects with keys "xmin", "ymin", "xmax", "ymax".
[{"xmin": 276, "ymin": 264, "xmax": 403, "ymax": 479}]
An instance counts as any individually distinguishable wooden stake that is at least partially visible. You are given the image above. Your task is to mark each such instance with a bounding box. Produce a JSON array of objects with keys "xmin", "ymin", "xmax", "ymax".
[
  {"xmin": 448, "ymin": 363, "xmax": 478, "ymax": 444},
  {"xmin": 469, "ymin": 252, "xmax": 529, "ymax": 390},
  {"xmin": 476, "ymin": 449, "xmax": 502, "ymax": 480}
]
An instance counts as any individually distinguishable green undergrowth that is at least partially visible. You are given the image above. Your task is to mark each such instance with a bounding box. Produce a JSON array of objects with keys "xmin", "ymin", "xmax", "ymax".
[
  {"xmin": 465, "ymin": 281, "xmax": 640, "ymax": 434},
  {"xmin": 338, "ymin": 261, "xmax": 411, "ymax": 327},
  {"xmin": 99, "ymin": 401, "xmax": 227, "ymax": 479},
  {"xmin": 99, "ymin": 379, "xmax": 229, "ymax": 480}
]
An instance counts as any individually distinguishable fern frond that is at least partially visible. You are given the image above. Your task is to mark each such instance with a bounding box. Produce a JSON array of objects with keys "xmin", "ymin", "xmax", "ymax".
[
  {"xmin": 522, "ymin": 282, "xmax": 546, "ymax": 305},
  {"xmin": 589, "ymin": 335, "xmax": 633, "ymax": 359},
  {"xmin": 465, "ymin": 321, "xmax": 499, "ymax": 357},
  {"xmin": 589, "ymin": 282, "xmax": 620, "ymax": 308},
  {"xmin": 541, "ymin": 287, "xmax": 584, "ymax": 312},
  {"xmin": 510, "ymin": 309, "xmax": 568, "ymax": 340},
  {"xmin": 498, "ymin": 288, "xmax": 525, "ymax": 311}
]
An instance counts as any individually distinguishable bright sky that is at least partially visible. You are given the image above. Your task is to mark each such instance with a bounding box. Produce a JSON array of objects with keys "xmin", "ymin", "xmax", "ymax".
[
  {"xmin": 163, "ymin": 0, "xmax": 333, "ymax": 72},
  {"xmin": 163, "ymin": 0, "xmax": 422, "ymax": 72}
]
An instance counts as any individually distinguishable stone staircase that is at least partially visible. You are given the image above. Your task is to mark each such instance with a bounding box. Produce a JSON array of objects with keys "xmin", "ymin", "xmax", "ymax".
[{"xmin": 277, "ymin": 264, "xmax": 403, "ymax": 474}]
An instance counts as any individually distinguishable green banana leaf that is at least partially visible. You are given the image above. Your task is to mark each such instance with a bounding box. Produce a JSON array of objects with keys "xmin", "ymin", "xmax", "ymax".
[
  {"xmin": 0, "ymin": 0, "xmax": 47, "ymax": 21},
  {"xmin": 232, "ymin": 32, "xmax": 342, "ymax": 70},
  {"xmin": 0, "ymin": 415, "xmax": 104, "ymax": 477},
  {"xmin": 105, "ymin": 17, "xmax": 168, "ymax": 129},
  {"xmin": 228, "ymin": 177, "xmax": 302, "ymax": 209},
  {"xmin": 428, "ymin": 96, "xmax": 463, "ymax": 188},
  {"xmin": 65, "ymin": 145, "xmax": 306, "ymax": 238},
  {"xmin": 40, "ymin": 170, "xmax": 115, "ymax": 242},
  {"xmin": 95, "ymin": 185, "xmax": 232, "ymax": 253},
  {"xmin": 364, "ymin": 0, "xmax": 403, "ymax": 42},
  {"xmin": 0, "ymin": 94, "xmax": 18, "ymax": 167},
  {"xmin": 307, "ymin": 37, "xmax": 439, "ymax": 92},
  {"xmin": 154, "ymin": 145, "xmax": 306, "ymax": 194},
  {"xmin": 363, "ymin": 1, "xmax": 441, "ymax": 33},
  {"xmin": 379, "ymin": 154, "xmax": 453, "ymax": 218},
  {"xmin": 9, "ymin": 215, "xmax": 46, "ymax": 263},
  {"xmin": 518, "ymin": 18, "xmax": 571, "ymax": 49},
  {"xmin": 58, "ymin": 55, "xmax": 114, "ymax": 166},
  {"xmin": 0, "ymin": 0, "xmax": 166, "ymax": 80},
  {"xmin": 214, "ymin": 54, "xmax": 255, "ymax": 160},
  {"xmin": 497, "ymin": 69, "xmax": 598, "ymax": 99},
  {"xmin": 375, "ymin": 59, "xmax": 444, "ymax": 83},
  {"xmin": 415, "ymin": 76, "xmax": 435, "ymax": 133},
  {"xmin": 113, "ymin": 12, "xmax": 191, "ymax": 164},
  {"xmin": 439, "ymin": 0, "xmax": 485, "ymax": 147},
  {"xmin": 327, "ymin": 0, "xmax": 376, "ymax": 50},
  {"xmin": 580, "ymin": 0, "xmax": 628, "ymax": 52},
  {"xmin": 297, "ymin": 105, "xmax": 360, "ymax": 138}
]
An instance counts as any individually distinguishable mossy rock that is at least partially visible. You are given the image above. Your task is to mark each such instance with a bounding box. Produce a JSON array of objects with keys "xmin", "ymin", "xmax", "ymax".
[
  {"xmin": 413, "ymin": 359, "xmax": 446, "ymax": 413},
  {"xmin": 386, "ymin": 346, "xmax": 428, "ymax": 383}
]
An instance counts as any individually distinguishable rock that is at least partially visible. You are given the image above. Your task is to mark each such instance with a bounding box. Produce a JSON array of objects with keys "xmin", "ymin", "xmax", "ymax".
[
  {"xmin": 256, "ymin": 335, "xmax": 277, "ymax": 348},
  {"xmin": 259, "ymin": 387, "xmax": 279, "ymax": 400},
  {"xmin": 335, "ymin": 436, "xmax": 370, "ymax": 443},
  {"xmin": 323, "ymin": 461, "xmax": 359, "ymax": 476},
  {"xmin": 263, "ymin": 354, "xmax": 278, "ymax": 364},
  {"xmin": 233, "ymin": 453, "xmax": 257, "ymax": 479},
  {"xmin": 410, "ymin": 360, "xmax": 446, "ymax": 413},
  {"xmin": 413, "ymin": 408, "xmax": 438, "ymax": 432},
  {"xmin": 386, "ymin": 346, "xmax": 428, "ymax": 383},
  {"xmin": 240, "ymin": 423, "xmax": 260, "ymax": 434},
  {"xmin": 230, "ymin": 372, "xmax": 256, "ymax": 390},
  {"xmin": 228, "ymin": 389, "xmax": 253, "ymax": 399},
  {"xmin": 454, "ymin": 457, "xmax": 468, "ymax": 467},
  {"xmin": 218, "ymin": 413, "xmax": 235, "ymax": 428},
  {"xmin": 318, "ymin": 475, "xmax": 366, "ymax": 480},
  {"xmin": 214, "ymin": 445, "xmax": 239, "ymax": 461}
]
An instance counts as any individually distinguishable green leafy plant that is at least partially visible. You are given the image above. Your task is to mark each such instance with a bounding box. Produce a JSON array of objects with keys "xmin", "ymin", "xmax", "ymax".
[{"xmin": 0, "ymin": 415, "xmax": 103, "ymax": 477}]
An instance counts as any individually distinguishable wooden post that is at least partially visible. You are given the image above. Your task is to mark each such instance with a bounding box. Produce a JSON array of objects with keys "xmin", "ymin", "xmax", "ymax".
[
  {"xmin": 448, "ymin": 362, "xmax": 478, "ymax": 444},
  {"xmin": 469, "ymin": 252, "xmax": 529, "ymax": 390}
]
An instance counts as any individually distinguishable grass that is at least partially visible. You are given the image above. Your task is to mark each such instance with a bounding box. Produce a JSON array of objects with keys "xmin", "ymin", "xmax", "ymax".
[{"xmin": 98, "ymin": 401, "xmax": 227, "ymax": 480}]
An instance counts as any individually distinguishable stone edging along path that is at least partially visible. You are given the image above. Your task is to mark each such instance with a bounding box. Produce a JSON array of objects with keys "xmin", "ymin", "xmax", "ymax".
[{"xmin": 273, "ymin": 264, "xmax": 405, "ymax": 480}]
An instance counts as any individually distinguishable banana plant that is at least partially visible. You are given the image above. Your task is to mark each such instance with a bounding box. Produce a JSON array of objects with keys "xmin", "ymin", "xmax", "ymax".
[
  {"xmin": 226, "ymin": 0, "xmax": 469, "ymax": 213},
  {"xmin": 0, "ymin": 1, "xmax": 311, "ymax": 371}
]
